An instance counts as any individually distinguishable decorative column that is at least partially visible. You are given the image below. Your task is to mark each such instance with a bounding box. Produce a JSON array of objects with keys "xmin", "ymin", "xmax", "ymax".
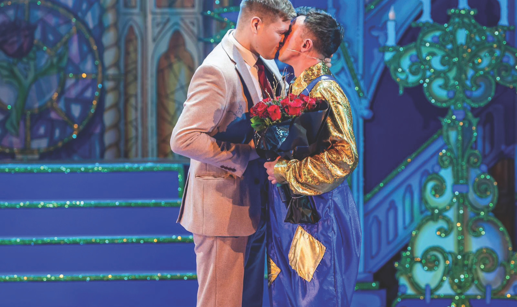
[{"xmin": 101, "ymin": 0, "xmax": 121, "ymax": 159}]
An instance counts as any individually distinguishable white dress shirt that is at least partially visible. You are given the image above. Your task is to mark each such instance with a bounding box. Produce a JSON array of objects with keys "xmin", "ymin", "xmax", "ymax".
[{"xmin": 229, "ymin": 32, "xmax": 265, "ymax": 102}]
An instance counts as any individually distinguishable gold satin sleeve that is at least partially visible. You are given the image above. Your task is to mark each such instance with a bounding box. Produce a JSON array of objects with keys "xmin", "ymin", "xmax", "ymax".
[{"xmin": 274, "ymin": 81, "xmax": 358, "ymax": 196}]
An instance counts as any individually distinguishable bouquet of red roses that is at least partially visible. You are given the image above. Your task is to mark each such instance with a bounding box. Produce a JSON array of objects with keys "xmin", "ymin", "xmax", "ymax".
[
  {"xmin": 250, "ymin": 93, "xmax": 330, "ymax": 161},
  {"xmin": 250, "ymin": 93, "xmax": 331, "ymax": 224},
  {"xmin": 250, "ymin": 94, "xmax": 318, "ymax": 131}
]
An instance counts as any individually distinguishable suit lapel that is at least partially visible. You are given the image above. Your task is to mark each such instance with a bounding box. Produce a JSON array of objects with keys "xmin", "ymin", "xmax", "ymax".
[
  {"xmin": 221, "ymin": 31, "xmax": 261, "ymax": 106},
  {"xmin": 234, "ymin": 57, "xmax": 261, "ymax": 106}
]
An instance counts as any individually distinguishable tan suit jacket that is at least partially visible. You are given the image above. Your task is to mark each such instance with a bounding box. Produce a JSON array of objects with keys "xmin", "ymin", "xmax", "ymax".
[{"xmin": 171, "ymin": 30, "xmax": 284, "ymax": 237}]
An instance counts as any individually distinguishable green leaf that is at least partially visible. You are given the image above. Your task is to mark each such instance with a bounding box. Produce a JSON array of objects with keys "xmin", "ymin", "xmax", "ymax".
[{"xmin": 251, "ymin": 116, "xmax": 266, "ymax": 131}]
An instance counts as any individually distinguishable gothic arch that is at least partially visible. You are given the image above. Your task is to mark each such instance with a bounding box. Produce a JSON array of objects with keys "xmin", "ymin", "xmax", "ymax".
[
  {"xmin": 156, "ymin": 30, "xmax": 195, "ymax": 158},
  {"xmin": 387, "ymin": 200, "xmax": 398, "ymax": 244},
  {"xmin": 122, "ymin": 24, "xmax": 142, "ymax": 158},
  {"xmin": 403, "ymin": 184, "xmax": 414, "ymax": 228},
  {"xmin": 369, "ymin": 216, "xmax": 381, "ymax": 258}
]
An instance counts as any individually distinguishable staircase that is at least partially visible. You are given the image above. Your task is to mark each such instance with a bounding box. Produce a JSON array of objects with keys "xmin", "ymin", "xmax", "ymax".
[
  {"xmin": 0, "ymin": 162, "xmax": 274, "ymax": 307},
  {"xmin": 0, "ymin": 162, "xmax": 205, "ymax": 307},
  {"xmin": 362, "ymin": 105, "xmax": 510, "ymax": 275}
]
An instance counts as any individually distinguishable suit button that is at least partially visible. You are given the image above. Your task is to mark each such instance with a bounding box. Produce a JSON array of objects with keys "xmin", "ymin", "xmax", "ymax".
[{"xmin": 254, "ymin": 178, "xmax": 260, "ymax": 185}]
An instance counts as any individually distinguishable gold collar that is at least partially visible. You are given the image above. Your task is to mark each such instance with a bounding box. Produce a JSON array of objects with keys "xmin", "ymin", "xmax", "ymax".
[{"xmin": 290, "ymin": 63, "xmax": 332, "ymax": 95}]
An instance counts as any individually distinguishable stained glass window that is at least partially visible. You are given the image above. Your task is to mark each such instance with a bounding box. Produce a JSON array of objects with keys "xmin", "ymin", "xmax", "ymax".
[{"xmin": 156, "ymin": 31, "xmax": 195, "ymax": 158}]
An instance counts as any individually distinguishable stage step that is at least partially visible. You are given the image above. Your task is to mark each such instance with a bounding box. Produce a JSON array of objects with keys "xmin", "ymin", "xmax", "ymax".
[
  {"xmin": 0, "ymin": 162, "xmax": 278, "ymax": 306},
  {"xmin": 392, "ymin": 297, "xmax": 517, "ymax": 307},
  {"xmin": 0, "ymin": 278, "xmax": 199, "ymax": 307},
  {"xmin": 0, "ymin": 243, "xmax": 196, "ymax": 273},
  {"xmin": 0, "ymin": 162, "xmax": 203, "ymax": 306},
  {"xmin": 0, "ymin": 206, "xmax": 184, "ymax": 236},
  {"xmin": 0, "ymin": 163, "xmax": 185, "ymax": 201},
  {"xmin": 0, "ymin": 274, "xmax": 271, "ymax": 307}
]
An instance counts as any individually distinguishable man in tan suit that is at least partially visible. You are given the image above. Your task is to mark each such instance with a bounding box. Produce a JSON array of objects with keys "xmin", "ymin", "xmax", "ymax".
[{"xmin": 170, "ymin": 1, "xmax": 296, "ymax": 306}]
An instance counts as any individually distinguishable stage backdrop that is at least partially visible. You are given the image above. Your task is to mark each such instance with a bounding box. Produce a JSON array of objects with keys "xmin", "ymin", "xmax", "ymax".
[{"xmin": 0, "ymin": 1, "xmax": 516, "ymax": 306}]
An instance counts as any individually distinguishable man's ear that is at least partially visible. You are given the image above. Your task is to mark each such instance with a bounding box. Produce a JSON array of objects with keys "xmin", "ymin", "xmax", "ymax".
[
  {"xmin": 250, "ymin": 16, "xmax": 262, "ymax": 34},
  {"xmin": 301, "ymin": 38, "xmax": 313, "ymax": 53}
]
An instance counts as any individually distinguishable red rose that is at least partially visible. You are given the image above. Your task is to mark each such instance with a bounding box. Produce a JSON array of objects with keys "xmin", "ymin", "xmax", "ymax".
[
  {"xmin": 286, "ymin": 106, "xmax": 302, "ymax": 116},
  {"xmin": 289, "ymin": 98, "xmax": 304, "ymax": 108},
  {"xmin": 280, "ymin": 94, "xmax": 295, "ymax": 107},
  {"xmin": 298, "ymin": 93, "xmax": 309, "ymax": 101},
  {"xmin": 285, "ymin": 98, "xmax": 304, "ymax": 116},
  {"xmin": 263, "ymin": 97, "xmax": 272, "ymax": 104},
  {"xmin": 297, "ymin": 94, "xmax": 318, "ymax": 111},
  {"xmin": 267, "ymin": 105, "xmax": 282, "ymax": 121},
  {"xmin": 299, "ymin": 95, "xmax": 309, "ymax": 108},
  {"xmin": 251, "ymin": 101, "xmax": 269, "ymax": 119},
  {"xmin": 280, "ymin": 97, "xmax": 290, "ymax": 108},
  {"xmin": 306, "ymin": 97, "xmax": 317, "ymax": 111}
]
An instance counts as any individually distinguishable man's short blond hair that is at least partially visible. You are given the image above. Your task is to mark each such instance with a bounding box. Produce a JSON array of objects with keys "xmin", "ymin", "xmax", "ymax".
[{"xmin": 240, "ymin": 0, "xmax": 296, "ymax": 22}]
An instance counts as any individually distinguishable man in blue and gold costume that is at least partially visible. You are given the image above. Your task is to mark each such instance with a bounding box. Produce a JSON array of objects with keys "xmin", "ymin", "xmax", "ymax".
[{"xmin": 264, "ymin": 7, "xmax": 361, "ymax": 306}]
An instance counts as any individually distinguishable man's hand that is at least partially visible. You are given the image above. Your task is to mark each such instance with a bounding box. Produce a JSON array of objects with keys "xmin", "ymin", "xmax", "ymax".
[
  {"xmin": 323, "ymin": 54, "xmax": 334, "ymax": 68},
  {"xmin": 264, "ymin": 157, "xmax": 281, "ymax": 184}
]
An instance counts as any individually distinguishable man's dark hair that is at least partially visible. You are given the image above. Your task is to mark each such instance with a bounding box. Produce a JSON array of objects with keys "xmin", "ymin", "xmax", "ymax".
[
  {"xmin": 241, "ymin": 0, "xmax": 297, "ymax": 22},
  {"xmin": 296, "ymin": 7, "xmax": 344, "ymax": 58}
]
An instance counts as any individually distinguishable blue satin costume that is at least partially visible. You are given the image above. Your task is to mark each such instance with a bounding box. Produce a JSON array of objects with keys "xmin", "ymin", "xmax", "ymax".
[{"xmin": 267, "ymin": 63, "xmax": 361, "ymax": 306}]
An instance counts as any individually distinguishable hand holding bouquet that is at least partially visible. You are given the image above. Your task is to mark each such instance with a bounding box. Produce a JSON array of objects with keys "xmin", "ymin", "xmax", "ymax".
[
  {"xmin": 250, "ymin": 93, "xmax": 331, "ymax": 224},
  {"xmin": 250, "ymin": 93, "xmax": 330, "ymax": 161}
]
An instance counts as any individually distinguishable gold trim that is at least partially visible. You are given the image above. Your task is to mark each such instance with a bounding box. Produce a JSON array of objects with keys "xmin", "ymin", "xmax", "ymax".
[
  {"xmin": 275, "ymin": 62, "xmax": 359, "ymax": 196},
  {"xmin": 267, "ymin": 256, "xmax": 281, "ymax": 287},
  {"xmin": 288, "ymin": 226, "xmax": 326, "ymax": 282}
]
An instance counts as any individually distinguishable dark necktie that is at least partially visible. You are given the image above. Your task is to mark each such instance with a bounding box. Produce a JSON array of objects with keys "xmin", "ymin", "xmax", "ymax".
[{"xmin": 256, "ymin": 58, "xmax": 275, "ymax": 99}]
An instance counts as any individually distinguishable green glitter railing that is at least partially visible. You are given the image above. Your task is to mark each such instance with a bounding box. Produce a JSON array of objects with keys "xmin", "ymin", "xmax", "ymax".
[
  {"xmin": 365, "ymin": 130, "xmax": 442, "ymax": 202},
  {"xmin": 0, "ymin": 200, "xmax": 182, "ymax": 209},
  {"xmin": 0, "ymin": 273, "xmax": 380, "ymax": 288},
  {"xmin": 0, "ymin": 162, "xmax": 184, "ymax": 174},
  {"xmin": 0, "ymin": 273, "xmax": 197, "ymax": 283},
  {"xmin": 0, "ymin": 235, "xmax": 193, "ymax": 246}
]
